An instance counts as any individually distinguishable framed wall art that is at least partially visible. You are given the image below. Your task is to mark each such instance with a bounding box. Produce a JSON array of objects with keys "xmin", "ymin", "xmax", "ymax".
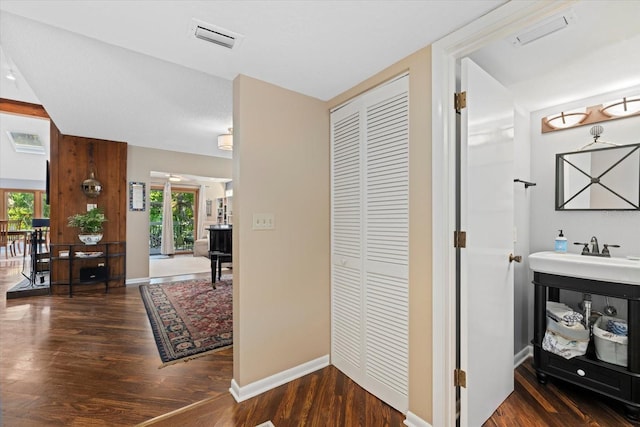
[{"xmin": 129, "ymin": 182, "xmax": 146, "ymax": 211}]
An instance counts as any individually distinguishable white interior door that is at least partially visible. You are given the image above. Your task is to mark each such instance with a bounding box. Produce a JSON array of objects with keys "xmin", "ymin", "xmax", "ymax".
[{"xmin": 459, "ymin": 57, "xmax": 515, "ymax": 426}]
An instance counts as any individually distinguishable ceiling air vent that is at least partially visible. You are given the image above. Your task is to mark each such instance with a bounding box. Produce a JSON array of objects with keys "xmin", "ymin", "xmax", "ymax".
[
  {"xmin": 191, "ymin": 19, "xmax": 243, "ymax": 50},
  {"xmin": 511, "ymin": 10, "xmax": 576, "ymax": 47}
]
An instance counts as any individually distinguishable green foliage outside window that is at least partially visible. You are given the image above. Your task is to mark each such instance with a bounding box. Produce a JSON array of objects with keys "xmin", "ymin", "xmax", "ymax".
[
  {"xmin": 5, "ymin": 191, "xmax": 50, "ymax": 229},
  {"xmin": 42, "ymin": 193, "xmax": 50, "ymax": 218},
  {"xmin": 149, "ymin": 188, "xmax": 195, "ymax": 252}
]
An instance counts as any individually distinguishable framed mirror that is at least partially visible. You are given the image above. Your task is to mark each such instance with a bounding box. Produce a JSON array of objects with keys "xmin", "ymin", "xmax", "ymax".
[{"xmin": 556, "ymin": 143, "xmax": 640, "ymax": 210}]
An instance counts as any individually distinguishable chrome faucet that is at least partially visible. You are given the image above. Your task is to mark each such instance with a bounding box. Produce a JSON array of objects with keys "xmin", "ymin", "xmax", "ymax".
[{"xmin": 590, "ymin": 236, "xmax": 599, "ymax": 255}]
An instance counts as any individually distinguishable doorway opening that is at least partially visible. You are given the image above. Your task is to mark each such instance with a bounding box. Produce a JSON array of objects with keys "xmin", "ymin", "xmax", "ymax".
[{"xmin": 149, "ymin": 186, "xmax": 197, "ymax": 255}]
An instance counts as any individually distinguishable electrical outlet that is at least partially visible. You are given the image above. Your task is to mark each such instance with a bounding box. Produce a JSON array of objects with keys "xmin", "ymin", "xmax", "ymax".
[{"xmin": 252, "ymin": 213, "xmax": 275, "ymax": 230}]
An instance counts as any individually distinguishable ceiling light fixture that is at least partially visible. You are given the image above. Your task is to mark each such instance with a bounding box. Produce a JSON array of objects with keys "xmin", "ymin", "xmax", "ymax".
[
  {"xmin": 5, "ymin": 69, "xmax": 16, "ymax": 81},
  {"xmin": 600, "ymin": 96, "xmax": 640, "ymax": 118},
  {"xmin": 218, "ymin": 128, "xmax": 233, "ymax": 151}
]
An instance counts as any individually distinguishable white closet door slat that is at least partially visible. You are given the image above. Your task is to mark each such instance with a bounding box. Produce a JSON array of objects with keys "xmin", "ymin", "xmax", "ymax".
[
  {"xmin": 332, "ymin": 110, "xmax": 362, "ymax": 260},
  {"xmin": 365, "ymin": 272, "xmax": 409, "ymax": 395}
]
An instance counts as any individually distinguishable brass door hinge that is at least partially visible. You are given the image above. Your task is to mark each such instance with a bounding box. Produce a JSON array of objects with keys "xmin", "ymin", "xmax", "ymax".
[
  {"xmin": 454, "ymin": 230, "xmax": 467, "ymax": 248},
  {"xmin": 454, "ymin": 91, "xmax": 467, "ymax": 113},
  {"xmin": 454, "ymin": 369, "xmax": 467, "ymax": 388}
]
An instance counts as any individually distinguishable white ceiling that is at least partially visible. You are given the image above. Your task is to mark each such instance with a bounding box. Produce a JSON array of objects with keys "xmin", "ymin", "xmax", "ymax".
[
  {"xmin": 469, "ymin": 1, "xmax": 640, "ymax": 111},
  {"xmin": 0, "ymin": 0, "xmax": 638, "ymax": 165},
  {"xmin": 0, "ymin": 0, "xmax": 505, "ymax": 158}
]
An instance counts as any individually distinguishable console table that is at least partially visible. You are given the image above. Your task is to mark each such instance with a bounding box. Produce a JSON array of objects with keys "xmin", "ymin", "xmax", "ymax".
[{"xmin": 50, "ymin": 241, "xmax": 126, "ymax": 297}]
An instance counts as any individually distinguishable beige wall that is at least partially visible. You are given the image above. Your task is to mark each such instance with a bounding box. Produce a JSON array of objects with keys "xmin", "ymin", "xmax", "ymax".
[
  {"xmin": 328, "ymin": 45, "xmax": 433, "ymax": 422},
  {"xmin": 232, "ymin": 75, "xmax": 331, "ymax": 385},
  {"xmin": 126, "ymin": 146, "xmax": 232, "ymax": 279}
]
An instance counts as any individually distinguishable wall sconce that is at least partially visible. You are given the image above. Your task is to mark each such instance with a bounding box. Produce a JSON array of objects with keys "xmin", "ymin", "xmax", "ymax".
[
  {"xmin": 82, "ymin": 143, "xmax": 102, "ymax": 197},
  {"xmin": 218, "ymin": 127, "xmax": 233, "ymax": 151}
]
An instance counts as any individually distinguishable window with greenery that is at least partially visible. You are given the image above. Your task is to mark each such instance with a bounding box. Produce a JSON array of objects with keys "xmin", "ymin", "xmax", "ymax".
[
  {"xmin": 1, "ymin": 189, "xmax": 49, "ymax": 229},
  {"xmin": 149, "ymin": 187, "xmax": 196, "ymax": 255}
]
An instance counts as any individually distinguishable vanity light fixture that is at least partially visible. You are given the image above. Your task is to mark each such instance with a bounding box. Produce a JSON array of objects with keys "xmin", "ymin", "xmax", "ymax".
[
  {"xmin": 600, "ymin": 96, "xmax": 640, "ymax": 118},
  {"xmin": 217, "ymin": 127, "xmax": 233, "ymax": 151},
  {"xmin": 543, "ymin": 107, "xmax": 590, "ymax": 130}
]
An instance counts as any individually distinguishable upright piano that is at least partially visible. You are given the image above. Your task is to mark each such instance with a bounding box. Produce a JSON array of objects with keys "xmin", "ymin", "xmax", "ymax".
[{"xmin": 207, "ymin": 225, "xmax": 232, "ymax": 284}]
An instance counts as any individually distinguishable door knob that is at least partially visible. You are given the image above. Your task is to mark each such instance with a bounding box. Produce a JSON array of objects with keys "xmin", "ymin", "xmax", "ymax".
[{"xmin": 509, "ymin": 253, "xmax": 522, "ymax": 263}]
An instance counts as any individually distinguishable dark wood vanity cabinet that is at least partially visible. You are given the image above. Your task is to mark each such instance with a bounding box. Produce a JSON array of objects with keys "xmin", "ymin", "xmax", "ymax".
[{"xmin": 532, "ymin": 272, "xmax": 640, "ymax": 420}]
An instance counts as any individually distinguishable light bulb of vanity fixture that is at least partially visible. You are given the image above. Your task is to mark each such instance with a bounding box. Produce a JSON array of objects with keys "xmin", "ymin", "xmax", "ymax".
[
  {"xmin": 601, "ymin": 96, "xmax": 640, "ymax": 117},
  {"xmin": 544, "ymin": 107, "xmax": 589, "ymax": 129}
]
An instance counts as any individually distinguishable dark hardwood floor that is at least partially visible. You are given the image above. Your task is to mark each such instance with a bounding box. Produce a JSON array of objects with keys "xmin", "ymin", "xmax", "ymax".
[
  {"xmin": 1, "ymin": 256, "xmax": 638, "ymax": 426},
  {"xmin": 0, "ymin": 258, "xmax": 232, "ymax": 426},
  {"xmin": 485, "ymin": 359, "xmax": 638, "ymax": 427}
]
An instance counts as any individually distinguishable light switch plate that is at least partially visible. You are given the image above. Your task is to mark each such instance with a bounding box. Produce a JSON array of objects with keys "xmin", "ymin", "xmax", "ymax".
[
  {"xmin": 252, "ymin": 213, "xmax": 275, "ymax": 230},
  {"xmin": 87, "ymin": 203, "xmax": 97, "ymax": 211}
]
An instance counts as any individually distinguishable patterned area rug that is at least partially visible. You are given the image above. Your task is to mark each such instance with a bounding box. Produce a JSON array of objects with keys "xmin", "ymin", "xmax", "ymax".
[{"xmin": 139, "ymin": 276, "xmax": 232, "ymax": 367}]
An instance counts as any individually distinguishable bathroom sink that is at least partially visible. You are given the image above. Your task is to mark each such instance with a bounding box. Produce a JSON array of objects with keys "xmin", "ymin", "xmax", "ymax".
[{"xmin": 529, "ymin": 251, "xmax": 640, "ymax": 285}]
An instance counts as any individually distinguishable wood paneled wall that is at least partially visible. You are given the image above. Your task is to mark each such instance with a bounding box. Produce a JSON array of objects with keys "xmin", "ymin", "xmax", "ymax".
[
  {"xmin": 49, "ymin": 122, "xmax": 127, "ymax": 293},
  {"xmin": 0, "ymin": 99, "xmax": 128, "ymax": 294}
]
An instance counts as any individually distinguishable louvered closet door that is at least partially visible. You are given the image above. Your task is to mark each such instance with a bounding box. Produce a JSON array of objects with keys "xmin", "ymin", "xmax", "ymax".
[
  {"xmin": 331, "ymin": 101, "xmax": 363, "ymax": 382},
  {"xmin": 331, "ymin": 75, "xmax": 409, "ymax": 413}
]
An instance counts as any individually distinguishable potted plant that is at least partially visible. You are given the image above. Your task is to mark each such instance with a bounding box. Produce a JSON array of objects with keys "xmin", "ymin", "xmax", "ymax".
[{"xmin": 67, "ymin": 207, "xmax": 107, "ymax": 245}]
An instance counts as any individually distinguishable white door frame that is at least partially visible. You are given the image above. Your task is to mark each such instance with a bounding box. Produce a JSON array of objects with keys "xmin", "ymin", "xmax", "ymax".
[{"xmin": 430, "ymin": 1, "xmax": 573, "ymax": 425}]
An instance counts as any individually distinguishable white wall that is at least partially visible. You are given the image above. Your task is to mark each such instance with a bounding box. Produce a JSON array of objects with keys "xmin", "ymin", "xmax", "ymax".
[
  {"xmin": 0, "ymin": 112, "xmax": 49, "ymax": 189},
  {"xmin": 513, "ymin": 105, "xmax": 532, "ymax": 353},
  {"xmin": 529, "ymin": 87, "xmax": 640, "ymax": 320}
]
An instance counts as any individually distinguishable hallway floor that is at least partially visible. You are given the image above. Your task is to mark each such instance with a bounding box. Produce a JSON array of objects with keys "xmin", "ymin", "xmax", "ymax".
[{"xmin": 1, "ymin": 257, "xmax": 637, "ymax": 426}]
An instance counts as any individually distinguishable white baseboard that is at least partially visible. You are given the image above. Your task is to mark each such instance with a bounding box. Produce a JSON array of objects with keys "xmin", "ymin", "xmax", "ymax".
[
  {"xmin": 126, "ymin": 277, "xmax": 149, "ymax": 285},
  {"xmin": 229, "ymin": 355, "xmax": 330, "ymax": 402},
  {"xmin": 514, "ymin": 344, "xmax": 533, "ymax": 368},
  {"xmin": 404, "ymin": 411, "xmax": 432, "ymax": 427}
]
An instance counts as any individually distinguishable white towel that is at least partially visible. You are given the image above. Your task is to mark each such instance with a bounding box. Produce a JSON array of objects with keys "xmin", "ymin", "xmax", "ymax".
[{"xmin": 546, "ymin": 301, "xmax": 583, "ymax": 326}]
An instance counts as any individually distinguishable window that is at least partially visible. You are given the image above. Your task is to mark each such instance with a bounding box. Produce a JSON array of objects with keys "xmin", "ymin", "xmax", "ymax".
[
  {"xmin": 1, "ymin": 189, "xmax": 49, "ymax": 228},
  {"xmin": 149, "ymin": 186, "xmax": 197, "ymax": 255}
]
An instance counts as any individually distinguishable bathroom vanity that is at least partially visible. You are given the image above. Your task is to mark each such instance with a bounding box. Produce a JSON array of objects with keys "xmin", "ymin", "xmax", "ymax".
[{"xmin": 530, "ymin": 252, "xmax": 640, "ymax": 420}]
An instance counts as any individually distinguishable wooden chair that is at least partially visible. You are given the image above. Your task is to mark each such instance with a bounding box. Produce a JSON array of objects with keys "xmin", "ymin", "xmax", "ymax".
[
  {"xmin": 0, "ymin": 220, "xmax": 15, "ymax": 259},
  {"xmin": 7, "ymin": 219, "xmax": 23, "ymax": 255},
  {"xmin": 25, "ymin": 219, "xmax": 50, "ymax": 255}
]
